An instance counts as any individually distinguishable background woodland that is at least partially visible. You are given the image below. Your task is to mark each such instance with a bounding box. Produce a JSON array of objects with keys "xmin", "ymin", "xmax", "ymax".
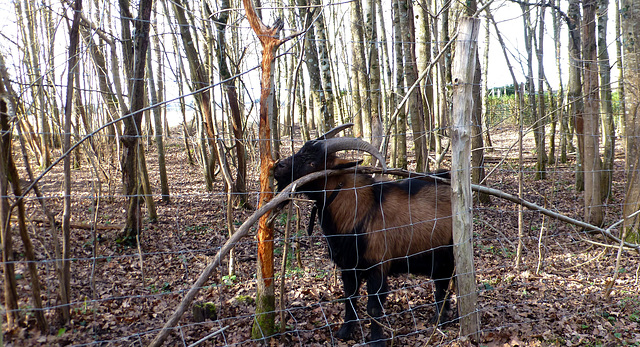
[{"xmin": 1, "ymin": 0, "xmax": 640, "ymax": 345}]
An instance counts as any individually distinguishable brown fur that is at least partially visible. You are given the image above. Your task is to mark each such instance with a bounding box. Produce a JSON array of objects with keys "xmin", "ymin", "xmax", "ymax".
[{"xmin": 323, "ymin": 174, "xmax": 452, "ymax": 273}]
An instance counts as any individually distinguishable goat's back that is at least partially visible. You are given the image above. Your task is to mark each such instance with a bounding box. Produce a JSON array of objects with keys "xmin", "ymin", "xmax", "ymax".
[{"xmin": 322, "ymin": 175, "xmax": 452, "ymax": 269}]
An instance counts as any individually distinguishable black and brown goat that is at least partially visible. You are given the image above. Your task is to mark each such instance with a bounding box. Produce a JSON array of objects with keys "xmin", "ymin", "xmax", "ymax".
[{"xmin": 274, "ymin": 124, "xmax": 455, "ymax": 347}]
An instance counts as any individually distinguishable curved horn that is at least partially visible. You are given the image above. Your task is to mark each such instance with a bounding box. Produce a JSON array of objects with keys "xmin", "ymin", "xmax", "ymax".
[
  {"xmin": 322, "ymin": 137, "xmax": 387, "ymax": 169},
  {"xmin": 316, "ymin": 123, "xmax": 354, "ymax": 140}
]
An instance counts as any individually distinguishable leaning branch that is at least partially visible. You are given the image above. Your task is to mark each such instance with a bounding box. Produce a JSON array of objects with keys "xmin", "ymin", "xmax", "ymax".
[
  {"xmin": 149, "ymin": 165, "xmax": 639, "ymax": 346},
  {"xmin": 148, "ymin": 169, "xmax": 342, "ymax": 347},
  {"xmin": 368, "ymin": 167, "xmax": 640, "ymax": 252}
]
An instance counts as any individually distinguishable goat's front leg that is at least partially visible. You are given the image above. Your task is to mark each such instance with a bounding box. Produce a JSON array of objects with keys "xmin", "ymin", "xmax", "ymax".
[
  {"xmin": 431, "ymin": 247, "xmax": 455, "ymax": 325},
  {"xmin": 335, "ymin": 269, "xmax": 362, "ymax": 340},
  {"xmin": 366, "ymin": 268, "xmax": 388, "ymax": 347}
]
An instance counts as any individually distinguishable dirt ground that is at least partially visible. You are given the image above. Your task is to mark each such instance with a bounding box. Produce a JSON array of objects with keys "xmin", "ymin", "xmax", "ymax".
[{"xmin": 3, "ymin": 126, "xmax": 640, "ymax": 346}]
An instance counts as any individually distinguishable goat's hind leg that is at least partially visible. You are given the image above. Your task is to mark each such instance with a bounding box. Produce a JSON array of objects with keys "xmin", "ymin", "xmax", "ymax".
[
  {"xmin": 431, "ymin": 248, "xmax": 456, "ymax": 325},
  {"xmin": 335, "ymin": 269, "xmax": 362, "ymax": 340}
]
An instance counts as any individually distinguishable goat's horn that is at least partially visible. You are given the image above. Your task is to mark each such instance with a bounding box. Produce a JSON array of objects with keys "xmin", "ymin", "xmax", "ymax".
[
  {"xmin": 316, "ymin": 123, "xmax": 354, "ymax": 140},
  {"xmin": 322, "ymin": 137, "xmax": 387, "ymax": 169}
]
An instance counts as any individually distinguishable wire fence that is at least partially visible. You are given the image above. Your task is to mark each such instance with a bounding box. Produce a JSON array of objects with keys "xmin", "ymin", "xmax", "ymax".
[{"xmin": 1, "ymin": 0, "xmax": 640, "ymax": 346}]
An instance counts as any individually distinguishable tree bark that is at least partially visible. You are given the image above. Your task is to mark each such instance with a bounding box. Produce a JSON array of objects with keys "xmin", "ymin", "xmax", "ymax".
[
  {"xmin": 621, "ymin": 0, "xmax": 640, "ymax": 240},
  {"xmin": 535, "ymin": 5, "xmax": 547, "ymax": 179},
  {"xmin": 471, "ymin": 54, "xmax": 490, "ymax": 203},
  {"xmin": 312, "ymin": 0, "xmax": 335, "ymax": 131},
  {"xmin": 352, "ymin": 0, "xmax": 369, "ymax": 140},
  {"xmin": 597, "ymin": 0, "xmax": 615, "ymax": 201},
  {"xmin": 24, "ymin": 0, "xmax": 51, "ymax": 167},
  {"xmin": 567, "ymin": 0, "xmax": 584, "ymax": 191},
  {"xmin": 0, "ymin": 56, "xmax": 20, "ymax": 331},
  {"xmin": 582, "ymin": 0, "xmax": 604, "ymax": 227},
  {"xmin": 213, "ymin": 0, "xmax": 247, "ymax": 207},
  {"xmin": 481, "ymin": 13, "xmax": 493, "ymax": 151},
  {"xmin": 170, "ymin": 0, "xmax": 218, "ymax": 190},
  {"xmin": 392, "ymin": 0, "xmax": 407, "ymax": 169},
  {"xmin": 550, "ymin": 0, "xmax": 564, "ymax": 165},
  {"xmin": 366, "ymin": 0, "xmax": 383, "ymax": 154},
  {"xmin": 298, "ymin": 0, "xmax": 326, "ymax": 135},
  {"xmin": 399, "ymin": 0, "xmax": 427, "ymax": 171},
  {"xmin": 120, "ymin": 0, "xmax": 153, "ymax": 244},
  {"xmin": 242, "ymin": 0, "xmax": 284, "ymax": 339},
  {"xmin": 450, "ymin": 16, "xmax": 481, "ymax": 342},
  {"xmin": 147, "ymin": 46, "xmax": 170, "ymax": 202},
  {"xmin": 60, "ymin": 0, "xmax": 83, "ymax": 322}
]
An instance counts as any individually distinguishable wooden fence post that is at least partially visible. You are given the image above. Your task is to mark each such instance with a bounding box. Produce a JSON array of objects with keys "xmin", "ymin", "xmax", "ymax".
[{"xmin": 450, "ymin": 16, "xmax": 481, "ymax": 342}]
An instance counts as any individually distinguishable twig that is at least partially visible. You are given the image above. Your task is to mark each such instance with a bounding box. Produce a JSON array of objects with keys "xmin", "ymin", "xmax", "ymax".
[
  {"xmin": 186, "ymin": 326, "xmax": 229, "ymax": 347},
  {"xmin": 279, "ymin": 185, "xmax": 296, "ymax": 333},
  {"xmin": 149, "ymin": 165, "xmax": 640, "ymax": 347}
]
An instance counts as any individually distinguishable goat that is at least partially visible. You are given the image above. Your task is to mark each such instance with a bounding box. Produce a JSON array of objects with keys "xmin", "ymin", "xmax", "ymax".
[{"xmin": 274, "ymin": 124, "xmax": 455, "ymax": 347}]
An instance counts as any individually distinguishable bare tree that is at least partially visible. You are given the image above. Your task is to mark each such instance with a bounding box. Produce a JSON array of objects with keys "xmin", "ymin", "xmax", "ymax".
[
  {"xmin": 0, "ymin": 58, "xmax": 20, "ymax": 330},
  {"xmin": 351, "ymin": 0, "xmax": 369, "ymax": 139},
  {"xmin": 148, "ymin": 13, "xmax": 170, "ymax": 202},
  {"xmin": 567, "ymin": 0, "xmax": 584, "ymax": 191},
  {"xmin": 212, "ymin": 0, "xmax": 248, "ymax": 208},
  {"xmin": 392, "ymin": 0, "xmax": 407, "ymax": 169},
  {"xmin": 621, "ymin": 0, "xmax": 640, "ymax": 240},
  {"xmin": 242, "ymin": 0, "xmax": 287, "ymax": 338},
  {"xmin": 365, "ymin": 0, "xmax": 383, "ymax": 152},
  {"xmin": 535, "ymin": 5, "xmax": 547, "ymax": 179},
  {"xmin": 399, "ymin": 0, "xmax": 428, "ymax": 171},
  {"xmin": 120, "ymin": 0, "xmax": 154, "ymax": 243},
  {"xmin": 312, "ymin": 0, "xmax": 336, "ymax": 131},
  {"xmin": 582, "ymin": 0, "xmax": 603, "ymax": 227},
  {"xmin": 597, "ymin": 0, "xmax": 615, "ymax": 201}
]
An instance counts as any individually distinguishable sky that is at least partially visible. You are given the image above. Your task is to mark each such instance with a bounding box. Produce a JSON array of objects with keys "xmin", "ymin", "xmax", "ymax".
[
  {"xmin": 482, "ymin": 0, "xmax": 620, "ymax": 89},
  {"xmin": 0, "ymin": 0, "xmax": 622, "ymax": 127}
]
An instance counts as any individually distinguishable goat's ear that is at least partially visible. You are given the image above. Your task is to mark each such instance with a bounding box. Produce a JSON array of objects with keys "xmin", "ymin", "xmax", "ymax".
[{"xmin": 330, "ymin": 158, "xmax": 363, "ymax": 170}]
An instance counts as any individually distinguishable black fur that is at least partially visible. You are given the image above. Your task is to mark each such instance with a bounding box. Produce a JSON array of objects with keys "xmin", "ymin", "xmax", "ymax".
[{"xmin": 274, "ymin": 141, "xmax": 455, "ymax": 347}]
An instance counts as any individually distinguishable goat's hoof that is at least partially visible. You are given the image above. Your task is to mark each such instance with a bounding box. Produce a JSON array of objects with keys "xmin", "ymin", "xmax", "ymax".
[{"xmin": 335, "ymin": 323, "xmax": 353, "ymax": 340}]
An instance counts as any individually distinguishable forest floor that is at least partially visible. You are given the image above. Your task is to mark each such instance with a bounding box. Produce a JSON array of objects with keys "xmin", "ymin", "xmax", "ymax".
[{"xmin": 3, "ymin": 126, "xmax": 640, "ymax": 346}]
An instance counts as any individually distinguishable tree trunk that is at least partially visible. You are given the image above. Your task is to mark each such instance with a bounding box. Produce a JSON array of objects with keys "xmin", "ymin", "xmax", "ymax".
[
  {"xmin": 535, "ymin": 5, "xmax": 547, "ymax": 179},
  {"xmin": 366, "ymin": 0, "xmax": 383, "ymax": 154},
  {"xmin": 120, "ymin": 0, "xmax": 153, "ymax": 244},
  {"xmin": 213, "ymin": 0, "xmax": 247, "ymax": 207},
  {"xmin": 567, "ymin": 0, "xmax": 584, "ymax": 191},
  {"xmin": 297, "ymin": 0, "xmax": 325, "ymax": 135},
  {"xmin": 550, "ymin": 0, "xmax": 564, "ymax": 165},
  {"xmin": 399, "ymin": 0, "xmax": 427, "ymax": 171},
  {"xmin": 597, "ymin": 0, "xmax": 615, "ymax": 201},
  {"xmin": 24, "ymin": 0, "xmax": 51, "ymax": 167},
  {"xmin": 520, "ymin": 3, "xmax": 543, "ymax": 179},
  {"xmin": 393, "ymin": 0, "xmax": 407, "ymax": 169},
  {"xmin": 615, "ymin": 0, "xmax": 626, "ymax": 152},
  {"xmin": 436, "ymin": 0, "xmax": 452, "ymax": 165},
  {"xmin": 1, "ymin": 55, "xmax": 49, "ymax": 332},
  {"xmin": 312, "ymin": 0, "xmax": 335, "ymax": 131},
  {"xmin": 481, "ymin": 13, "xmax": 493, "ymax": 152},
  {"xmin": 416, "ymin": 0, "xmax": 435, "ymax": 151},
  {"xmin": 621, "ymin": 0, "xmax": 640, "ymax": 241},
  {"xmin": 352, "ymin": 0, "xmax": 370, "ymax": 140},
  {"xmin": 242, "ymin": 0, "xmax": 284, "ymax": 339},
  {"xmin": 0, "ymin": 58, "xmax": 20, "ymax": 331},
  {"xmin": 147, "ymin": 46, "xmax": 170, "ymax": 202},
  {"xmin": 60, "ymin": 0, "xmax": 83, "ymax": 322},
  {"xmin": 472, "ymin": 54, "xmax": 490, "ymax": 204},
  {"xmin": 170, "ymin": 0, "xmax": 218, "ymax": 190},
  {"xmin": 582, "ymin": 0, "xmax": 604, "ymax": 227}
]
